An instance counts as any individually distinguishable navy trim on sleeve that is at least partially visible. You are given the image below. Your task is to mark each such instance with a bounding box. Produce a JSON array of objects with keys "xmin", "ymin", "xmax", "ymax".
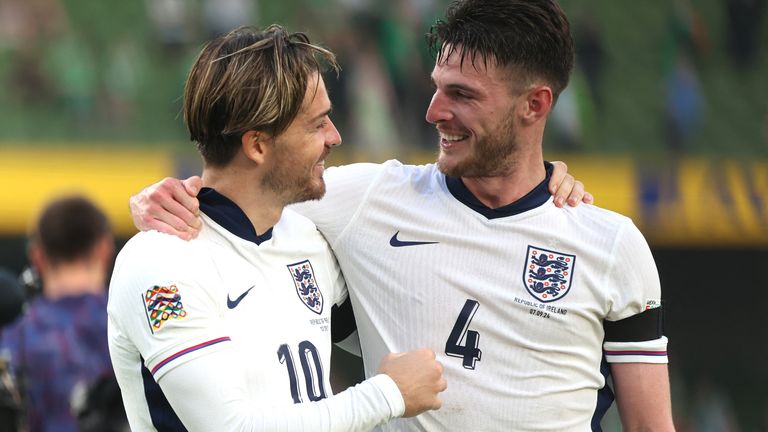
[
  {"xmin": 603, "ymin": 306, "xmax": 664, "ymax": 342},
  {"xmin": 141, "ymin": 359, "xmax": 187, "ymax": 431}
]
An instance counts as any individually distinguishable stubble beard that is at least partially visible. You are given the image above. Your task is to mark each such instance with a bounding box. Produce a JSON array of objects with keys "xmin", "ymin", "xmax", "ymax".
[
  {"xmin": 436, "ymin": 115, "xmax": 519, "ymax": 178},
  {"xmin": 262, "ymin": 153, "xmax": 327, "ymax": 206}
]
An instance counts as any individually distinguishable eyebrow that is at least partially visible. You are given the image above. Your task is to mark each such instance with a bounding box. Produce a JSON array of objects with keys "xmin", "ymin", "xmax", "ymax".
[
  {"xmin": 430, "ymin": 76, "xmax": 478, "ymax": 95},
  {"xmin": 442, "ymin": 82, "xmax": 479, "ymax": 96},
  {"xmin": 446, "ymin": 83, "xmax": 477, "ymax": 94},
  {"xmin": 309, "ymin": 106, "xmax": 333, "ymax": 123}
]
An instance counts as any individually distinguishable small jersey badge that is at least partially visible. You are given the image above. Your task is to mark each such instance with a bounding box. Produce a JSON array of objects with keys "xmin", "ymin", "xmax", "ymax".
[
  {"xmin": 523, "ymin": 246, "xmax": 575, "ymax": 303},
  {"xmin": 287, "ymin": 260, "xmax": 323, "ymax": 315},
  {"xmin": 144, "ymin": 284, "xmax": 188, "ymax": 332},
  {"xmin": 645, "ymin": 299, "xmax": 662, "ymax": 310}
]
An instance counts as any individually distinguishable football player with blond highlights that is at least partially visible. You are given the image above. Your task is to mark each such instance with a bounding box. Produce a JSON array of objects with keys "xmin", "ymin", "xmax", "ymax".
[{"xmin": 108, "ymin": 25, "xmax": 446, "ymax": 432}]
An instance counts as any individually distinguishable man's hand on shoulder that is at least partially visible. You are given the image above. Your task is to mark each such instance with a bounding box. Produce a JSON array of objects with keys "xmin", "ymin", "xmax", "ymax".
[
  {"xmin": 548, "ymin": 160, "xmax": 594, "ymax": 208},
  {"xmin": 130, "ymin": 176, "xmax": 203, "ymax": 240}
]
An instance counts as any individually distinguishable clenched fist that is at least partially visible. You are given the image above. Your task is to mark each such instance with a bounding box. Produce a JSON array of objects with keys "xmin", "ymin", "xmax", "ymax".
[{"xmin": 378, "ymin": 348, "xmax": 447, "ymax": 417}]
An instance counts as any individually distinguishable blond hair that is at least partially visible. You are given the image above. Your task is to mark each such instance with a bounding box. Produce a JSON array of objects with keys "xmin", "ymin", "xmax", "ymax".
[{"xmin": 184, "ymin": 25, "xmax": 339, "ymax": 166}]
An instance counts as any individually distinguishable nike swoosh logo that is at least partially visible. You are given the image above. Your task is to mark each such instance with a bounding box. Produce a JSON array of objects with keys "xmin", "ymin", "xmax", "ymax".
[
  {"xmin": 389, "ymin": 231, "xmax": 439, "ymax": 247},
  {"xmin": 227, "ymin": 286, "xmax": 255, "ymax": 309}
]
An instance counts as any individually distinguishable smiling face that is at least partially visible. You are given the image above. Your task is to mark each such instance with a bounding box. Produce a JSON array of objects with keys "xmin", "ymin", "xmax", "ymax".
[
  {"xmin": 263, "ymin": 72, "xmax": 341, "ymax": 204},
  {"xmin": 426, "ymin": 47, "xmax": 527, "ymax": 178}
]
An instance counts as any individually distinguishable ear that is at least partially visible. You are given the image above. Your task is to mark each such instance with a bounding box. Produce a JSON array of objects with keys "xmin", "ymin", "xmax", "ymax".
[
  {"xmin": 241, "ymin": 130, "xmax": 270, "ymax": 165},
  {"xmin": 521, "ymin": 85, "xmax": 553, "ymax": 125},
  {"xmin": 95, "ymin": 235, "xmax": 115, "ymax": 263},
  {"xmin": 27, "ymin": 242, "xmax": 47, "ymax": 275}
]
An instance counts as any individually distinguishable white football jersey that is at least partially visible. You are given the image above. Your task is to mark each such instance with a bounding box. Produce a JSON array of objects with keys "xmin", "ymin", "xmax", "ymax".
[
  {"xmin": 109, "ymin": 188, "xmax": 403, "ymax": 431},
  {"xmin": 292, "ymin": 160, "xmax": 668, "ymax": 432}
]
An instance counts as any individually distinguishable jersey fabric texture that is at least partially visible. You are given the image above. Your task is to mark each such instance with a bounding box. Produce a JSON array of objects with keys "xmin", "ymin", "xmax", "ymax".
[
  {"xmin": 0, "ymin": 293, "xmax": 112, "ymax": 432},
  {"xmin": 292, "ymin": 160, "xmax": 668, "ymax": 432},
  {"xmin": 108, "ymin": 187, "xmax": 403, "ymax": 431}
]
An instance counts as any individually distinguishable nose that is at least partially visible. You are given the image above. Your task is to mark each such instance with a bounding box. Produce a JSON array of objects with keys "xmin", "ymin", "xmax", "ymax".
[
  {"xmin": 326, "ymin": 118, "xmax": 342, "ymax": 147},
  {"xmin": 425, "ymin": 91, "xmax": 450, "ymax": 125}
]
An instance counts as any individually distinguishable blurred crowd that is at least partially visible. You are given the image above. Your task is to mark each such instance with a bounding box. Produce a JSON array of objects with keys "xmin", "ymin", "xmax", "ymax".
[
  {"xmin": 0, "ymin": 0, "xmax": 766, "ymax": 156},
  {"xmin": 0, "ymin": 0, "xmax": 444, "ymax": 154}
]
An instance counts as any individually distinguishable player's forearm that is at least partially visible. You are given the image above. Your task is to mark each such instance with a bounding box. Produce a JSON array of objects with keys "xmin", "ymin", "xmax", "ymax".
[
  {"xmin": 619, "ymin": 415, "xmax": 676, "ymax": 432},
  {"xmin": 275, "ymin": 374, "xmax": 404, "ymax": 431},
  {"xmin": 612, "ymin": 363, "xmax": 675, "ymax": 432},
  {"xmin": 159, "ymin": 350, "xmax": 404, "ymax": 431}
]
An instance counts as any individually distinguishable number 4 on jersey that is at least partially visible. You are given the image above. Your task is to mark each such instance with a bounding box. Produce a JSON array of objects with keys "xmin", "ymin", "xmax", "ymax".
[{"xmin": 445, "ymin": 299, "xmax": 482, "ymax": 369}]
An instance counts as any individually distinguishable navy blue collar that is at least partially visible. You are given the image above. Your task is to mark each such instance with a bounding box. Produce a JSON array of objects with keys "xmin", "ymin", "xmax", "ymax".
[
  {"xmin": 445, "ymin": 162, "xmax": 553, "ymax": 219},
  {"xmin": 198, "ymin": 187, "xmax": 273, "ymax": 245}
]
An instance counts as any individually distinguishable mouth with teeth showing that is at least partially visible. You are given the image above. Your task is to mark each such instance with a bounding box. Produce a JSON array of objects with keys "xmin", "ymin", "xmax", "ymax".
[
  {"xmin": 314, "ymin": 160, "xmax": 326, "ymax": 175},
  {"xmin": 313, "ymin": 154, "xmax": 328, "ymax": 176},
  {"xmin": 439, "ymin": 131, "xmax": 469, "ymax": 149}
]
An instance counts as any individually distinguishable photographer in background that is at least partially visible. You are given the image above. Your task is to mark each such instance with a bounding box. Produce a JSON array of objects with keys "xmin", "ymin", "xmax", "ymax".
[{"xmin": 0, "ymin": 196, "xmax": 124, "ymax": 432}]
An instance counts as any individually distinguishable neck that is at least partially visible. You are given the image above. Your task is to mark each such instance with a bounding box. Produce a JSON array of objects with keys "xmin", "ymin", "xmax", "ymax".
[
  {"xmin": 461, "ymin": 151, "xmax": 545, "ymax": 209},
  {"xmin": 202, "ymin": 164, "xmax": 283, "ymax": 235},
  {"xmin": 42, "ymin": 262, "xmax": 105, "ymax": 300}
]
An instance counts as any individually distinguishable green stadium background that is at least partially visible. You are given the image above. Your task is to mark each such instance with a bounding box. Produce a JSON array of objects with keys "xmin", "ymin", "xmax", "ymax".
[{"xmin": 0, "ymin": 0, "xmax": 766, "ymax": 430}]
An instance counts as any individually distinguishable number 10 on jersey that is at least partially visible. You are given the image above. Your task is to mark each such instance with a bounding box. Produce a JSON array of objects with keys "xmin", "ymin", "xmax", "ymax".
[
  {"xmin": 445, "ymin": 299, "xmax": 482, "ymax": 369},
  {"xmin": 277, "ymin": 341, "xmax": 327, "ymax": 403}
]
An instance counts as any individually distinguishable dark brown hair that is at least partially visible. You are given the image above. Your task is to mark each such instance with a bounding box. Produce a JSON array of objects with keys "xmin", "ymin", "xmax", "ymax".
[
  {"xmin": 32, "ymin": 196, "xmax": 111, "ymax": 265},
  {"xmin": 427, "ymin": 0, "xmax": 574, "ymax": 100}
]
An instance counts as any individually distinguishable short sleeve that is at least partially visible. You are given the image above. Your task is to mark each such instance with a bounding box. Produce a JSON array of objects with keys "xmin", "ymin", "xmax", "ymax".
[
  {"xmin": 602, "ymin": 221, "xmax": 668, "ymax": 364},
  {"xmin": 107, "ymin": 232, "xmax": 230, "ymax": 379}
]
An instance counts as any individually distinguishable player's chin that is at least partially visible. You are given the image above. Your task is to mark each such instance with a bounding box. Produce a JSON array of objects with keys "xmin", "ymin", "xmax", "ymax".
[
  {"xmin": 311, "ymin": 179, "xmax": 326, "ymax": 199},
  {"xmin": 436, "ymin": 153, "xmax": 465, "ymax": 177},
  {"xmin": 283, "ymin": 176, "xmax": 326, "ymax": 205},
  {"xmin": 299, "ymin": 180, "xmax": 327, "ymax": 203},
  {"xmin": 311, "ymin": 170, "xmax": 326, "ymax": 193}
]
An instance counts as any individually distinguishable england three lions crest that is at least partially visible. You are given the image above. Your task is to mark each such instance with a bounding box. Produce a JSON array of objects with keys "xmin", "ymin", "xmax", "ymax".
[
  {"xmin": 523, "ymin": 246, "xmax": 576, "ymax": 303},
  {"xmin": 287, "ymin": 260, "xmax": 323, "ymax": 314}
]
